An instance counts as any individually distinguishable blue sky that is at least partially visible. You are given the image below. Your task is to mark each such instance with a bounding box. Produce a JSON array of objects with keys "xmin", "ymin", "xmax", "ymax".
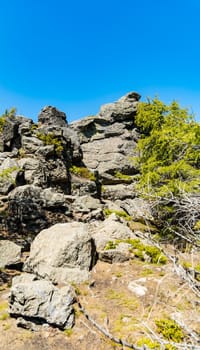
[{"xmin": 0, "ymin": 0, "xmax": 200, "ymax": 122}]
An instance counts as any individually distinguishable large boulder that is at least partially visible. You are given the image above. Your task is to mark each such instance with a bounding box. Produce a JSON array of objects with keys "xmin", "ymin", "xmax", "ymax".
[
  {"xmin": 0, "ymin": 240, "xmax": 21, "ymax": 268},
  {"xmin": 23, "ymin": 222, "xmax": 97, "ymax": 284},
  {"xmin": 9, "ymin": 274, "xmax": 75, "ymax": 329}
]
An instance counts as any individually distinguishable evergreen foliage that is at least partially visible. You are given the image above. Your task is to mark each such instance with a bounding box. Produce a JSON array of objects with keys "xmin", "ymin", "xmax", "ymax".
[
  {"xmin": 0, "ymin": 107, "xmax": 16, "ymax": 132},
  {"xmin": 135, "ymin": 98, "xmax": 200, "ymax": 196}
]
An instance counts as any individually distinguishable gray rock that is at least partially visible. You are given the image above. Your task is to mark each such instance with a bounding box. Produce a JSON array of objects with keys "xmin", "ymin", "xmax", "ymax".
[
  {"xmin": 9, "ymin": 274, "xmax": 75, "ymax": 329},
  {"xmin": 18, "ymin": 119, "xmax": 33, "ymax": 136},
  {"xmin": 0, "ymin": 158, "xmax": 20, "ymax": 195},
  {"xmin": 70, "ymin": 92, "xmax": 140, "ymax": 184},
  {"xmin": 7, "ymin": 185, "xmax": 46, "ymax": 234},
  {"xmin": 41, "ymin": 188, "xmax": 67, "ymax": 208},
  {"xmin": 72, "ymin": 195, "xmax": 102, "ymax": 213},
  {"xmin": 0, "ymin": 116, "xmax": 20, "ymax": 151},
  {"xmin": 23, "ymin": 222, "xmax": 97, "ymax": 284},
  {"xmin": 21, "ymin": 136, "xmax": 43, "ymax": 153},
  {"xmin": 0, "ymin": 240, "xmax": 21, "ymax": 268},
  {"xmin": 118, "ymin": 198, "xmax": 153, "ymax": 222},
  {"xmin": 102, "ymin": 184, "xmax": 136, "ymax": 200},
  {"xmin": 99, "ymin": 249, "xmax": 130, "ymax": 263},
  {"xmin": 18, "ymin": 157, "xmax": 45, "ymax": 186},
  {"xmin": 35, "ymin": 145, "xmax": 55, "ymax": 158},
  {"xmin": 38, "ymin": 106, "xmax": 67, "ymax": 127},
  {"xmin": 99, "ymin": 92, "xmax": 141, "ymax": 122},
  {"xmin": 128, "ymin": 280, "xmax": 148, "ymax": 297},
  {"xmin": 91, "ymin": 214, "xmax": 135, "ymax": 250}
]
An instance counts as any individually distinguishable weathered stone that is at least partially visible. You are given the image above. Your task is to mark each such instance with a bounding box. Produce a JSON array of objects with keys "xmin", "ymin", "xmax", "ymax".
[
  {"xmin": 72, "ymin": 195, "xmax": 102, "ymax": 213},
  {"xmin": 0, "ymin": 240, "xmax": 21, "ymax": 268},
  {"xmin": 91, "ymin": 214, "xmax": 135, "ymax": 250},
  {"xmin": 128, "ymin": 279, "xmax": 148, "ymax": 297},
  {"xmin": 18, "ymin": 157, "xmax": 45, "ymax": 186},
  {"xmin": 18, "ymin": 118, "xmax": 33, "ymax": 136},
  {"xmin": 117, "ymin": 198, "xmax": 153, "ymax": 222},
  {"xmin": 99, "ymin": 92, "xmax": 141, "ymax": 122},
  {"xmin": 9, "ymin": 274, "xmax": 75, "ymax": 329},
  {"xmin": 102, "ymin": 184, "xmax": 136, "ymax": 200},
  {"xmin": 98, "ymin": 249, "xmax": 130, "ymax": 263},
  {"xmin": 7, "ymin": 185, "xmax": 46, "ymax": 234},
  {"xmin": 0, "ymin": 158, "xmax": 21, "ymax": 195},
  {"xmin": 38, "ymin": 106, "xmax": 67, "ymax": 127},
  {"xmin": 70, "ymin": 92, "xmax": 140, "ymax": 184},
  {"xmin": 21, "ymin": 136, "xmax": 43, "ymax": 153},
  {"xmin": 35, "ymin": 145, "xmax": 55, "ymax": 158},
  {"xmin": 41, "ymin": 188, "xmax": 67, "ymax": 208},
  {"xmin": 23, "ymin": 222, "xmax": 97, "ymax": 284}
]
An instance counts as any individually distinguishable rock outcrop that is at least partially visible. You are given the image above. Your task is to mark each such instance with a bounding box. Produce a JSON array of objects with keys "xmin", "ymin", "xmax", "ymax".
[
  {"xmin": 0, "ymin": 92, "xmax": 157, "ymax": 332},
  {"xmin": 70, "ymin": 92, "xmax": 141, "ymax": 184}
]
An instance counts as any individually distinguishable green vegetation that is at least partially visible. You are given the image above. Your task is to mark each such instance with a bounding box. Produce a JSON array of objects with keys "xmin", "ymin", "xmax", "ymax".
[
  {"xmin": 103, "ymin": 208, "xmax": 131, "ymax": 221},
  {"xmin": 106, "ymin": 289, "xmax": 139, "ymax": 310},
  {"xmin": 63, "ymin": 328, "xmax": 73, "ymax": 337},
  {"xmin": 104, "ymin": 238, "xmax": 167, "ymax": 264},
  {"xmin": 135, "ymin": 97, "xmax": 200, "ymax": 243},
  {"xmin": 135, "ymin": 97, "xmax": 200, "ymax": 196},
  {"xmin": 36, "ymin": 132, "xmax": 63, "ymax": 154},
  {"xmin": 0, "ymin": 107, "xmax": 16, "ymax": 132},
  {"xmin": 114, "ymin": 171, "xmax": 133, "ymax": 182},
  {"xmin": 155, "ymin": 317, "xmax": 184, "ymax": 342},
  {"xmin": 137, "ymin": 337, "xmax": 160, "ymax": 349},
  {"xmin": 0, "ymin": 301, "xmax": 9, "ymax": 321},
  {"xmin": 70, "ymin": 165, "xmax": 95, "ymax": 180},
  {"xmin": 0, "ymin": 166, "xmax": 20, "ymax": 184}
]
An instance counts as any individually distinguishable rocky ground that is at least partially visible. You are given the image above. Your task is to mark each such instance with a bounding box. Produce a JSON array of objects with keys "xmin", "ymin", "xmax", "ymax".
[
  {"xmin": 0, "ymin": 253, "xmax": 200, "ymax": 350},
  {"xmin": 0, "ymin": 92, "xmax": 199, "ymax": 349}
]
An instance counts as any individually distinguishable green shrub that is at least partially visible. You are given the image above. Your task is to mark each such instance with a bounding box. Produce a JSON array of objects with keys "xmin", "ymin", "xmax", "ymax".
[
  {"xmin": 103, "ymin": 208, "xmax": 131, "ymax": 221},
  {"xmin": 155, "ymin": 318, "xmax": 184, "ymax": 342},
  {"xmin": 36, "ymin": 132, "xmax": 63, "ymax": 154},
  {"xmin": 135, "ymin": 98, "xmax": 200, "ymax": 196},
  {"xmin": 137, "ymin": 337, "xmax": 160, "ymax": 349},
  {"xmin": 104, "ymin": 238, "xmax": 167, "ymax": 264},
  {"xmin": 114, "ymin": 171, "xmax": 133, "ymax": 182},
  {"xmin": 104, "ymin": 240, "xmax": 118, "ymax": 250},
  {"xmin": 0, "ymin": 108, "xmax": 16, "ymax": 132},
  {"xmin": 70, "ymin": 165, "xmax": 95, "ymax": 180},
  {"xmin": 0, "ymin": 166, "xmax": 21, "ymax": 185}
]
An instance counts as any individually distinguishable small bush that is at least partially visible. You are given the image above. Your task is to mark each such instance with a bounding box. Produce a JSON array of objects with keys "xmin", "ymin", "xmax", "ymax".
[
  {"xmin": 36, "ymin": 132, "xmax": 63, "ymax": 154},
  {"xmin": 70, "ymin": 165, "xmax": 95, "ymax": 180},
  {"xmin": 155, "ymin": 318, "xmax": 184, "ymax": 342},
  {"xmin": 137, "ymin": 337, "xmax": 160, "ymax": 349},
  {"xmin": 114, "ymin": 171, "xmax": 133, "ymax": 182},
  {"xmin": 103, "ymin": 208, "xmax": 131, "ymax": 221},
  {"xmin": 104, "ymin": 240, "xmax": 118, "ymax": 250}
]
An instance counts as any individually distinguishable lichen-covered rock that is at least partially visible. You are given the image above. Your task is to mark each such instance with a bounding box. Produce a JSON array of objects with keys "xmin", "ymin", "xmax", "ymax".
[
  {"xmin": 23, "ymin": 222, "xmax": 97, "ymax": 284},
  {"xmin": 9, "ymin": 274, "xmax": 75, "ymax": 329}
]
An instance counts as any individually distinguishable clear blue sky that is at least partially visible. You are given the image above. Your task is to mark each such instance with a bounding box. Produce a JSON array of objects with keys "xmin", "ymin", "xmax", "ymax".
[{"xmin": 0, "ymin": 0, "xmax": 200, "ymax": 122}]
